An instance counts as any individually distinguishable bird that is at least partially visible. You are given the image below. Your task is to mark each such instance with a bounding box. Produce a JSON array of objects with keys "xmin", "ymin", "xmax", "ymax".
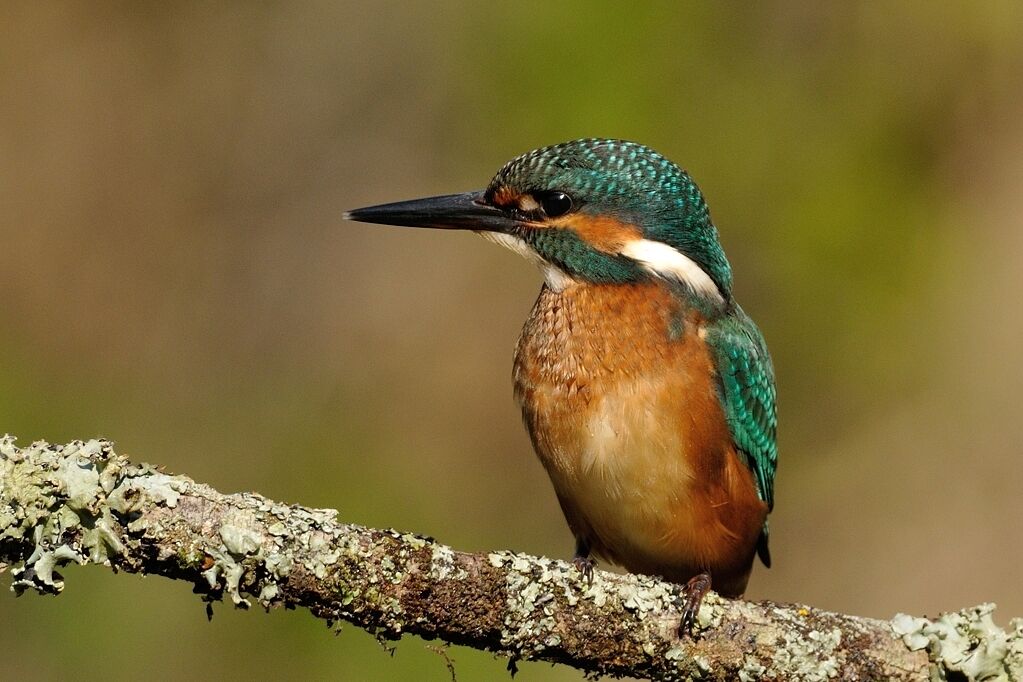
[{"xmin": 345, "ymin": 139, "xmax": 776, "ymax": 630}]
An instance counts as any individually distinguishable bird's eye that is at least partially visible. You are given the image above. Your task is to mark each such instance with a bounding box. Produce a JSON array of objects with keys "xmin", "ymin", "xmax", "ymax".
[{"xmin": 539, "ymin": 191, "xmax": 573, "ymax": 218}]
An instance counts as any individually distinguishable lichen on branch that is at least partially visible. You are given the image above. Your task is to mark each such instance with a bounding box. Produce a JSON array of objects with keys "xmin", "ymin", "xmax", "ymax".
[{"xmin": 1, "ymin": 436, "xmax": 1020, "ymax": 680}]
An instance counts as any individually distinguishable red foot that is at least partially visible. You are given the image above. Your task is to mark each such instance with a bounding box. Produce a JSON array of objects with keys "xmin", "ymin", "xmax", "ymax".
[
  {"xmin": 679, "ymin": 571, "xmax": 712, "ymax": 635},
  {"xmin": 572, "ymin": 555, "xmax": 596, "ymax": 585}
]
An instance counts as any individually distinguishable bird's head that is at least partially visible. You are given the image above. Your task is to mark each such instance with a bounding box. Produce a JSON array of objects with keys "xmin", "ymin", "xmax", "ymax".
[{"xmin": 346, "ymin": 139, "xmax": 732, "ymax": 304}]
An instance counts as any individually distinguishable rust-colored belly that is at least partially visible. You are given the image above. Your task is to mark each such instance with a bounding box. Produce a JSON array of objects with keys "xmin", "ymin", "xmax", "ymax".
[{"xmin": 513, "ymin": 282, "xmax": 766, "ymax": 596}]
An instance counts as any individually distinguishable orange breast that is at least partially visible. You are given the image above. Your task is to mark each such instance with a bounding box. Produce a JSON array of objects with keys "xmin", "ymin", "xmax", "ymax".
[{"xmin": 513, "ymin": 282, "xmax": 767, "ymax": 596}]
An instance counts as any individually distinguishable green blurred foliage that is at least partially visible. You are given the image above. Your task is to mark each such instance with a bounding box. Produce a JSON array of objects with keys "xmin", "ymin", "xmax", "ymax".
[{"xmin": 2, "ymin": 3, "xmax": 1022, "ymax": 680}]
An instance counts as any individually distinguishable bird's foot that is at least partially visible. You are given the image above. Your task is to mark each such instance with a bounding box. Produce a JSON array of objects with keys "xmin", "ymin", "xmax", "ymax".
[
  {"xmin": 572, "ymin": 555, "xmax": 596, "ymax": 585},
  {"xmin": 679, "ymin": 571, "xmax": 712, "ymax": 636}
]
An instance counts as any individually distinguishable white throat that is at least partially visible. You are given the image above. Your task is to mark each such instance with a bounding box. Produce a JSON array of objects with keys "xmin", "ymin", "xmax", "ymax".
[{"xmin": 476, "ymin": 231, "xmax": 577, "ymax": 292}]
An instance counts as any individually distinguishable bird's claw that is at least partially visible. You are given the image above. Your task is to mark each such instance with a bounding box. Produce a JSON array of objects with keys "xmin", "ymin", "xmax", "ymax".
[
  {"xmin": 572, "ymin": 555, "xmax": 596, "ymax": 585},
  {"xmin": 679, "ymin": 571, "xmax": 712, "ymax": 636}
]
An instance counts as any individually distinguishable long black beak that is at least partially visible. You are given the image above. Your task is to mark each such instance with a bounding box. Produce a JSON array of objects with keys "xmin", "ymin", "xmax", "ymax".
[{"xmin": 344, "ymin": 190, "xmax": 520, "ymax": 233}]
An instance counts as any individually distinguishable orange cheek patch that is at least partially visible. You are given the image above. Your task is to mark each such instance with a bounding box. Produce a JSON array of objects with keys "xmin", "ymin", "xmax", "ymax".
[
  {"xmin": 552, "ymin": 214, "xmax": 643, "ymax": 254},
  {"xmin": 490, "ymin": 185, "xmax": 520, "ymax": 208}
]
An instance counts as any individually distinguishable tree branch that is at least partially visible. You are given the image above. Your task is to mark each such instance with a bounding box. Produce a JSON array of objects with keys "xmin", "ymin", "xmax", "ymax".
[{"xmin": 1, "ymin": 436, "xmax": 1019, "ymax": 680}]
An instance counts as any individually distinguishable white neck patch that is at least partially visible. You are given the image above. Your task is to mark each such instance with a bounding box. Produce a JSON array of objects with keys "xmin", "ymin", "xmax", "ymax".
[
  {"xmin": 476, "ymin": 231, "xmax": 577, "ymax": 292},
  {"xmin": 619, "ymin": 239, "xmax": 723, "ymax": 303}
]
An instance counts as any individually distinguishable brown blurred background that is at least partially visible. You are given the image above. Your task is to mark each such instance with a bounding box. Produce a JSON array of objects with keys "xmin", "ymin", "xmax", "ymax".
[{"xmin": 2, "ymin": 3, "xmax": 1022, "ymax": 680}]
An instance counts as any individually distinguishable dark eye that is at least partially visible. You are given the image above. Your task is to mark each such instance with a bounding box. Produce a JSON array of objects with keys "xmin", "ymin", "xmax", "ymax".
[{"xmin": 539, "ymin": 191, "xmax": 573, "ymax": 218}]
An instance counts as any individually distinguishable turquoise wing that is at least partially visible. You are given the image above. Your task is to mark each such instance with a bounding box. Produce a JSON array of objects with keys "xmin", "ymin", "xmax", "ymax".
[{"xmin": 706, "ymin": 307, "xmax": 777, "ymax": 565}]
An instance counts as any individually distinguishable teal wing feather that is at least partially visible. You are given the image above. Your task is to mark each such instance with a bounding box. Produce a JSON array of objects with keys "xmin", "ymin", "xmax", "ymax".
[{"xmin": 706, "ymin": 306, "xmax": 777, "ymax": 566}]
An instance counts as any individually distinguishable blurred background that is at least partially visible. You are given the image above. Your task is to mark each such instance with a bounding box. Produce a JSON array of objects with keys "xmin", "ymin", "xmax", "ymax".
[{"xmin": 2, "ymin": 3, "xmax": 1022, "ymax": 680}]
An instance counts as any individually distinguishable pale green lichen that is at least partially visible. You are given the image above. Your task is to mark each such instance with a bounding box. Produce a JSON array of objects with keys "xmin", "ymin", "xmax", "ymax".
[
  {"xmin": 223, "ymin": 562, "xmax": 247, "ymax": 607},
  {"xmin": 693, "ymin": 654, "xmax": 712, "ymax": 674},
  {"xmin": 695, "ymin": 592, "xmax": 724, "ymax": 630},
  {"xmin": 510, "ymin": 555, "xmax": 533, "ymax": 572},
  {"xmin": 488, "ymin": 551, "xmax": 511, "ymax": 568},
  {"xmin": 497, "ymin": 552, "xmax": 594, "ymax": 653},
  {"xmin": 893, "ymin": 603, "xmax": 1019, "ymax": 680},
  {"xmin": 219, "ymin": 518, "xmax": 263, "ymax": 557},
  {"xmin": 1007, "ymin": 619, "xmax": 1023, "ymax": 673},
  {"xmin": 494, "ymin": 546, "xmax": 688, "ymax": 668},
  {"xmin": 429, "ymin": 544, "xmax": 467, "ymax": 581},
  {"xmin": 398, "ymin": 531, "xmax": 429, "ymax": 551},
  {"xmin": 380, "ymin": 555, "xmax": 401, "ymax": 583},
  {"xmin": 0, "ymin": 437, "xmax": 308, "ymax": 613},
  {"xmin": 586, "ymin": 579, "xmax": 611, "ymax": 609},
  {"xmin": 1, "ymin": 438, "xmax": 121, "ymax": 595},
  {"xmin": 763, "ymin": 604, "xmax": 844, "ymax": 681},
  {"xmin": 57, "ymin": 449, "xmax": 102, "ymax": 512},
  {"xmin": 738, "ymin": 657, "xmax": 767, "ymax": 682},
  {"xmin": 620, "ymin": 580, "xmax": 674, "ymax": 619},
  {"xmin": 80, "ymin": 509, "xmax": 126, "ymax": 564},
  {"xmin": 139, "ymin": 474, "xmax": 185, "ymax": 508},
  {"xmin": 264, "ymin": 552, "xmax": 293, "ymax": 578},
  {"xmin": 664, "ymin": 644, "xmax": 686, "ymax": 661},
  {"xmin": 14, "ymin": 525, "xmax": 85, "ymax": 593}
]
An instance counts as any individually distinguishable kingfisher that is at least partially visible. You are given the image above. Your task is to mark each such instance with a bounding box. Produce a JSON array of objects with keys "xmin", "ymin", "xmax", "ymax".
[{"xmin": 345, "ymin": 139, "xmax": 776, "ymax": 629}]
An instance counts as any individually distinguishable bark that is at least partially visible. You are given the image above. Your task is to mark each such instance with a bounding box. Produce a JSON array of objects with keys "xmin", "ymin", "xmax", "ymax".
[{"xmin": 1, "ymin": 436, "xmax": 1020, "ymax": 681}]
